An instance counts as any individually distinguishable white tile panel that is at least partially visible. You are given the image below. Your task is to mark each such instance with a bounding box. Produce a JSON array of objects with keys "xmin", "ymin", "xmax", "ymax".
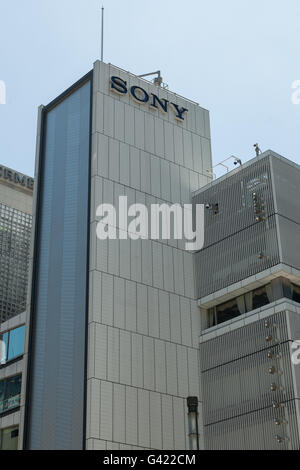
[
  {"xmin": 154, "ymin": 339, "xmax": 167, "ymax": 394},
  {"xmin": 190, "ymin": 301, "xmax": 201, "ymax": 348},
  {"xmin": 119, "ymin": 238, "xmax": 131, "ymax": 279},
  {"xmin": 154, "ymin": 118, "xmax": 164, "ymax": 158},
  {"xmin": 103, "ymin": 178, "xmax": 114, "ymax": 206},
  {"xmin": 131, "ymin": 333, "xmax": 144, "ymax": 388},
  {"xmin": 107, "ymin": 327, "xmax": 120, "ymax": 382},
  {"xmin": 125, "ymin": 280, "xmax": 137, "ymax": 332},
  {"xmin": 150, "ymin": 392, "xmax": 162, "ymax": 449},
  {"xmin": 114, "ymin": 277, "xmax": 125, "ymax": 329},
  {"xmin": 135, "ymin": 109, "xmax": 145, "ymax": 150},
  {"xmin": 183, "ymin": 130, "xmax": 193, "ymax": 171},
  {"xmin": 170, "ymin": 294, "xmax": 182, "ymax": 344},
  {"xmin": 159, "ymin": 290, "xmax": 171, "ymax": 341},
  {"xmin": 174, "ymin": 127, "xmax": 184, "ymax": 166},
  {"xmin": 143, "ymin": 337, "xmax": 155, "ymax": 390},
  {"xmin": 183, "ymin": 252, "xmax": 195, "ymax": 299},
  {"xmin": 180, "ymin": 297, "xmax": 192, "ymax": 347},
  {"xmin": 170, "ymin": 163, "xmax": 181, "ymax": 203},
  {"xmin": 162, "ymin": 395, "xmax": 174, "ymax": 450},
  {"xmin": 103, "ymin": 94, "xmax": 115, "ymax": 138},
  {"xmin": 94, "ymin": 92, "xmax": 104, "ymax": 134},
  {"xmin": 141, "ymin": 239, "xmax": 153, "ymax": 286},
  {"xmin": 150, "ymin": 155, "xmax": 161, "ymax": 198},
  {"xmin": 152, "ymin": 242, "xmax": 164, "ymax": 290},
  {"xmin": 140, "ymin": 151, "xmax": 151, "ymax": 194},
  {"xmin": 91, "ymin": 270, "xmax": 102, "ymax": 323},
  {"xmin": 124, "ymin": 185, "xmax": 136, "ymax": 207},
  {"xmin": 164, "ymin": 121, "xmax": 174, "ymax": 162},
  {"xmin": 108, "ymin": 137, "xmax": 120, "ymax": 183},
  {"xmin": 108, "ymin": 239, "xmax": 119, "ymax": 276},
  {"xmin": 204, "ymin": 110, "xmax": 211, "ymax": 139},
  {"xmin": 137, "ymin": 284, "xmax": 148, "ymax": 335},
  {"xmin": 101, "ymin": 273, "xmax": 114, "ymax": 325},
  {"xmin": 166, "ymin": 342, "xmax": 178, "ymax": 395},
  {"xmin": 138, "ymin": 389, "xmax": 150, "ymax": 448},
  {"xmin": 195, "ymin": 106, "xmax": 205, "ymax": 137},
  {"xmin": 114, "ymin": 100, "xmax": 125, "ymax": 142},
  {"xmin": 173, "ymin": 397, "xmax": 186, "ymax": 450},
  {"xmin": 163, "ymin": 245, "xmax": 174, "ymax": 292},
  {"xmin": 145, "ymin": 113, "xmax": 155, "ymax": 154},
  {"xmin": 100, "ymin": 381, "xmax": 113, "ymax": 441},
  {"xmin": 160, "ymin": 160, "xmax": 171, "ymax": 202},
  {"xmin": 90, "ymin": 379, "xmax": 100, "ymax": 438},
  {"xmin": 97, "ymin": 133, "xmax": 109, "ymax": 178},
  {"xmin": 120, "ymin": 330, "xmax": 132, "ymax": 385},
  {"xmin": 130, "ymin": 146, "xmax": 141, "ymax": 190},
  {"xmin": 131, "ymin": 238, "xmax": 142, "ymax": 283},
  {"xmin": 96, "ymin": 236, "xmax": 108, "ymax": 273},
  {"xmin": 120, "ymin": 142, "xmax": 130, "ymax": 186},
  {"xmin": 187, "ymin": 348, "xmax": 200, "ymax": 397},
  {"xmin": 126, "ymin": 387, "xmax": 138, "ymax": 445},
  {"xmin": 176, "ymin": 345, "xmax": 189, "ymax": 398},
  {"xmin": 201, "ymin": 137, "xmax": 212, "ymax": 174},
  {"xmin": 124, "ymin": 103, "xmax": 135, "ymax": 146},
  {"xmin": 95, "ymin": 323, "xmax": 107, "ymax": 380},
  {"xmin": 192, "ymin": 133, "xmax": 203, "ymax": 174},
  {"xmin": 113, "ymin": 384, "xmax": 126, "ymax": 443},
  {"xmin": 148, "ymin": 287, "xmax": 160, "ymax": 338},
  {"xmin": 173, "ymin": 249, "xmax": 185, "ymax": 296},
  {"xmin": 189, "ymin": 170, "xmax": 199, "ymax": 194},
  {"xmin": 180, "ymin": 167, "xmax": 190, "ymax": 204}
]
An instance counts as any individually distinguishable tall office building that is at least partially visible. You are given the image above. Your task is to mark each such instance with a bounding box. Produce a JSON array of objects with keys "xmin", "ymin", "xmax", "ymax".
[
  {"xmin": 0, "ymin": 166, "xmax": 33, "ymax": 450},
  {"xmin": 20, "ymin": 61, "xmax": 212, "ymax": 450},
  {"xmin": 18, "ymin": 61, "xmax": 300, "ymax": 451},
  {"xmin": 194, "ymin": 151, "xmax": 300, "ymax": 450}
]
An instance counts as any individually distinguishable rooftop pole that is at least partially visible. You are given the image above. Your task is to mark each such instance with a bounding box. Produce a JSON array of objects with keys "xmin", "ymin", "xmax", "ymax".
[{"xmin": 101, "ymin": 6, "xmax": 104, "ymax": 62}]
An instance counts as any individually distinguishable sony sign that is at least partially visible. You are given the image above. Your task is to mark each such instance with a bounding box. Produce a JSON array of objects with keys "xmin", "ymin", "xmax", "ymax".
[{"xmin": 110, "ymin": 76, "xmax": 188, "ymax": 121}]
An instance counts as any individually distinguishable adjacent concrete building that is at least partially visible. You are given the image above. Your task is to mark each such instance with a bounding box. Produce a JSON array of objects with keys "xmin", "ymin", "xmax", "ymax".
[
  {"xmin": 0, "ymin": 165, "xmax": 33, "ymax": 450},
  {"xmin": 194, "ymin": 151, "xmax": 300, "ymax": 450}
]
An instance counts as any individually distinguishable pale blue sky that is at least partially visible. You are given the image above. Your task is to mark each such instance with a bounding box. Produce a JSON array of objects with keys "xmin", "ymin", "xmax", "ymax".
[{"xmin": 0, "ymin": 0, "xmax": 300, "ymax": 177}]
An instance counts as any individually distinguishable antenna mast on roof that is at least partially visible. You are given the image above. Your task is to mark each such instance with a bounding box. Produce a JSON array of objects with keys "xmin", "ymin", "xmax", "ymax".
[{"xmin": 101, "ymin": 6, "xmax": 104, "ymax": 62}]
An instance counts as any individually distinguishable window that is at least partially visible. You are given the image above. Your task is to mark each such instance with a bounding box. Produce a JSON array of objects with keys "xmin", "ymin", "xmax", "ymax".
[
  {"xmin": 0, "ymin": 325, "xmax": 25, "ymax": 365},
  {"xmin": 0, "ymin": 426, "xmax": 19, "ymax": 450},
  {"xmin": 252, "ymin": 286, "xmax": 271, "ymax": 310},
  {"xmin": 216, "ymin": 299, "xmax": 240, "ymax": 325},
  {"xmin": 0, "ymin": 375, "xmax": 21, "ymax": 414},
  {"xmin": 207, "ymin": 283, "xmax": 272, "ymax": 328},
  {"xmin": 7, "ymin": 325, "xmax": 25, "ymax": 361},
  {"xmin": 292, "ymin": 284, "xmax": 300, "ymax": 303},
  {"xmin": 0, "ymin": 202, "xmax": 32, "ymax": 323}
]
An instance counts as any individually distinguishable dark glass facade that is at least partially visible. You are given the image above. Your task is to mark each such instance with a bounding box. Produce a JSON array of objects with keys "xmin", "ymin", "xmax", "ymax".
[
  {"xmin": 0, "ymin": 203, "xmax": 32, "ymax": 323},
  {"xmin": 26, "ymin": 75, "xmax": 92, "ymax": 449}
]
